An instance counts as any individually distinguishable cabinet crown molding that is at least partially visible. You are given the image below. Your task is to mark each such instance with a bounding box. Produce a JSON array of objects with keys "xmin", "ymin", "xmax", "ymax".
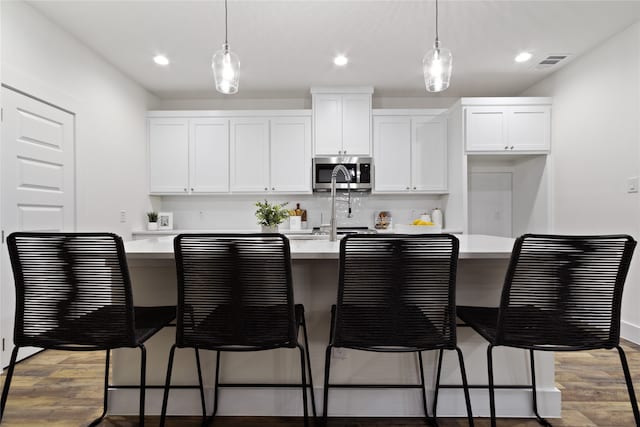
[
  {"xmin": 147, "ymin": 110, "xmax": 311, "ymax": 118},
  {"xmin": 310, "ymin": 86, "xmax": 374, "ymax": 94}
]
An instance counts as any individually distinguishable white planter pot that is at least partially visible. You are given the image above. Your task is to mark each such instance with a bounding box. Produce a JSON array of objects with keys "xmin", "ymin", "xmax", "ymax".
[
  {"xmin": 147, "ymin": 222, "xmax": 158, "ymax": 231},
  {"xmin": 261, "ymin": 225, "xmax": 278, "ymax": 233}
]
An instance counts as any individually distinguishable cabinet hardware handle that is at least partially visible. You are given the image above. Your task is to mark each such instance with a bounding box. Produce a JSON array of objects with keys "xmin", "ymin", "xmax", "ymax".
[
  {"xmin": 344, "ymin": 150, "xmax": 347, "ymax": 154},
  {"xmin": 272, "ymin": 187, "xmax": 275, "ymax": 190},
  {"xmin": 413, "ymin": 186, "xmax": 417, "ymax": 190},
  {"xmin": 264, "ymin": 187, "xmax": 268, "ymax": 191},
  {"xmin": 510, "ymin": 146, "xmax": 514, "ymax": 150},
  {"xmin": 504, "ymin": 146, "xmax": 509, "ymax": 150},
  {"xmin": 406, "ymin": 186, "xmax": 410, "ymax": 190},
  {"xmin": 190, "ymin": 188, "xmax": 194, "ymax": 191},
  {"xmin": 183, "ymin": 188, "xmax": 187, "ymax": 192}
]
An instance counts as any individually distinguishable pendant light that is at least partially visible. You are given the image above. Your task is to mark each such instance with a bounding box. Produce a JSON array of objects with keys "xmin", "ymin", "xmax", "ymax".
[
  {"xmin": 422, "ymin": 0, "xmax": 452, "ymax": 93},
  {"xmin": 212, "ymin": 0, "xmax": 240, "ymax": 94}
]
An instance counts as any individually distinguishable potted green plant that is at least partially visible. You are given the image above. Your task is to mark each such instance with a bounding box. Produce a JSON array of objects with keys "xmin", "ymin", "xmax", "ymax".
[
  {"xmin": 147, "ymin": 211, "xmax": 158, "ymax": 231},
  {"xmin": 255, "ymin": 200, "xmax": 289, "ymax": 232}
]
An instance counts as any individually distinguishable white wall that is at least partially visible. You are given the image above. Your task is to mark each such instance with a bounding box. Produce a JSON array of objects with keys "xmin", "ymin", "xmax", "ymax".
[
  {"xmin": 522, "ymin": 22, "xmax": 640, "ymax": 342},
  {"xmin": 1, "ymin": 0, "xmax": 159, "ymax": 239}
]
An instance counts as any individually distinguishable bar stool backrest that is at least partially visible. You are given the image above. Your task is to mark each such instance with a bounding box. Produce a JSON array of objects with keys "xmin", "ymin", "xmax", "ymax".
[
  {"xmin": 334, "ymin": 234, "xmax": 459, "ymax": 351},
  {"xmin": 174, "ymin": 234, "xmax": 296, "ymax": 349},
  {"xmin": 7, "ymin": 232, "xmax": 137, "ymax": 349},
  {"xmin": 496, "ymin": 234, "xmax": 636, "ymax": 350}
]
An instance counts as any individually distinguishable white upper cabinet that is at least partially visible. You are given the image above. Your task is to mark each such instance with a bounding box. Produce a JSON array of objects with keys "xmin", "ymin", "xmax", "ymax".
[
  {"xmin": 270, "ymin": 116, "xmax": 312, "ymax": 193},
  {"xmin": 373, "ymin": 116, "xmax": 411, "ymax": 192},
  {"xmin": 148, "ymin": 118, "xmax": 190, "ymax": 194},
  {"xmin": 312, "ymin": 88, "xmax": 373, "ymax": 156},
  {"xmin": 465, "ymin": 100, "xmax": 551, "ymax": 153},
  {"xmin": 189, "ymin": 118, "xmax": 229, "ymax": 193},
  {"xmin": 230, "ymin": 118, "xmax": 270, "ymax": 193},
  {"xmin": 373, "ymin": 111, "xmax": 447, "ymax": 194},
  {"xmin": 412, "ymin": 116, "xmax": 447, "ymax": 191},
  {"xmin": 148, "ymin": 111, "xmax": 312, "ymax": 195},
  {"xmin": 148, "ymin": 117, "xmax": 229, "ymax": 194}
]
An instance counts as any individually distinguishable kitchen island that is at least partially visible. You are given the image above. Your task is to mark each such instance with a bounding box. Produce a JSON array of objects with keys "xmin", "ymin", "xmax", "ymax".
[{"xmin": 111, "ymin": 234, "xmax": 560, "ymax": 419}]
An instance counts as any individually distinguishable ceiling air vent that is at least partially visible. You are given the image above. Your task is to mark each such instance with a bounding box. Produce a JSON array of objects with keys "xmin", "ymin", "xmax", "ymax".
[{"xmin": 536, "ymin": 54, "xmax": 572, "ymax": 69}]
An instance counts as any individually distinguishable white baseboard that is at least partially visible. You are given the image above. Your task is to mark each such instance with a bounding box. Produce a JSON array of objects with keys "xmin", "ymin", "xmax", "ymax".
[
  {"xmin": 621, "ymin": 320, "xmax": 640, "ymax": 345},
  {"xmin": 108, "ymin": 386, "xmax": 561, "ymax": 418}
]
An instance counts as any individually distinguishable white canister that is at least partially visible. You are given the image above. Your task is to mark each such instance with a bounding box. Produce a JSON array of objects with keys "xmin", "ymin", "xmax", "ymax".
[
  {"xmin": 289, "ymin": 215, "xmax": 302, "ymax": 231},
  {"xmin": 431, "ymin": 208, "xmax": 443, "ymax": 228}
]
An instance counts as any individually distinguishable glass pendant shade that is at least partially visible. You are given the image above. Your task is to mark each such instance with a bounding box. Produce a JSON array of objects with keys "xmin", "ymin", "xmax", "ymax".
[
  {"xmin": 212, "ymin": 43, "xmax": 240, "ymax": 95},
  {"xmin": 423, "ymin": 42, "xmax": 452, "ymax": 93}
]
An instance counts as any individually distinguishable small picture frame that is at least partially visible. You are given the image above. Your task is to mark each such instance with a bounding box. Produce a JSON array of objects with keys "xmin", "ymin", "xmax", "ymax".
[{"xmin": 158, "ymin": 212, "xmax": 173, "ymax": 230}]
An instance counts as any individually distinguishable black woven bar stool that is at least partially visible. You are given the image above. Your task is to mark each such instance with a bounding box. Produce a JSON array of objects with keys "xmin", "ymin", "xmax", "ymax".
[
  {"xmin": 457, "ymin": 234, "xmax": 640, "ymax": 427},
  {"xmin": 322, "ymin": 234, "xmax": 474, "ymax": 427},
  {"xmin": 160, "ymin": 233, "xmax": 315, "ymax": 427},
  {"xmin": 0, "ymin": 232, "xmax": 176, "ymax": 426}
]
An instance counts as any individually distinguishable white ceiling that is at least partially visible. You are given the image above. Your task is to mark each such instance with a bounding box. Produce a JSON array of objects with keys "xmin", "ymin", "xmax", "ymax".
[{"xmin": 27, "ymin": 0, "xmax": 640, "ymax": 100}]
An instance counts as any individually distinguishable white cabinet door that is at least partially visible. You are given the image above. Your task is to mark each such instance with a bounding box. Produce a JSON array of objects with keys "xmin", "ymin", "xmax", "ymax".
[
  {"xmin": 270, "ymin": 116, "xmax": 312, "ymax": 193},
  {"xmin": 342, "ymin": 94, "xmax": 371, "ymax": 155},
  {"xmin": 189, "ymin": 118, "xmax": 229, "ymax": 193},
  {"xmin": 230, "ymin": 118, "xmax": 270, "ymax": 192},
  {"xmin": 465, "ymin": 107, "xmax": 507, "ymax": 152},
  {"xmin": 412, "ymin": 116, "xmax": 447, "ymax": 191},
  {"xmin": 149, "ymin": 118, "xmax": 189, "ymax": 193},
  {"xmin": 507, "ymin": 106, "xmax": 551, "ymax": 151},
  {"xmin": 373, "ymin": 116, "xmax": 411, "ymax": 192},
  {"xmin": 313, "ymin": 95, "xmax": 342, "ymax": 155}
]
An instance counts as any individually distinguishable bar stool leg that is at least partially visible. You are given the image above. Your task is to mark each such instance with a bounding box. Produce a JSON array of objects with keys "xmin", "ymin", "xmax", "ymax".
[
  {"xmin": 300, "ymin": 311, "xmax": 317, "ymax": 418},
  {"xmin": 195, "ymin": 348, "xmax": 207, "ymax": 418},
  {"xmin": 432, "ymin": 349, "xmax": 444, "ymax": 419},
  {"xmin": 160, "ymin": 344, "xmax": 177, "ymax": 427},
  {"xmin": 487, "ymin": 345, "xmax": 496, "ymax": 427},
  {"xmin": 616, "ymin": 345, "xmax": 640, "ymax": 426},
  {"xmin": 417, "ymin": 351, "xmax": 436, "ymax": 426},
  {"xmin": 88, "ymin": 349, "xmax": 110, "ymax": 427},
  {"xmin": 322, "ymin": 345, "xmax": 333, "ymax": 426},
  {"xmin": 138, "ymin": 344, "xmax": 147, "ymax": 427},
  {"xmin": 529, "ymin": 349, "xmax": 552, "ymax": 426},
  {"xmin": 455, "ymin": 347, "xmax": 474, "ymax": 427},
  {"xmin": 212, "ymin": 350, "xmax": 222, "ymax": 417},
  {"xmin": 297, "ymin": 344, "xmax": 309, "ymax": 427},
  {"xmin": 0, "ymin": 347, "xmax": 20, "ymax": 423}
]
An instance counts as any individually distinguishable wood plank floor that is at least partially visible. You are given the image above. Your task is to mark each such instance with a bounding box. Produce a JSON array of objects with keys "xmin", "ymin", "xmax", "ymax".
[{"xmin": 0, "ymin": 341, "xmax": 638, "ymax": 426}]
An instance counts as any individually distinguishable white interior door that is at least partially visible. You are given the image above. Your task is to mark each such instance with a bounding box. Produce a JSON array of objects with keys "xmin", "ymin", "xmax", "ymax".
[
  {"xmin": 1, "ymin": 87, "xmax": 75, "ymax": 367},
  {"xmin": 469, "ymin": 171, "xmax": 512, "ymax": 237}
]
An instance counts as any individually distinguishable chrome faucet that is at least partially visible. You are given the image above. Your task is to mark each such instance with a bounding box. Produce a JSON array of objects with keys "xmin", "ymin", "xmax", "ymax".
[{"xmin": 330, "ymin": 164, "xmax": 352, "ymax": 241}]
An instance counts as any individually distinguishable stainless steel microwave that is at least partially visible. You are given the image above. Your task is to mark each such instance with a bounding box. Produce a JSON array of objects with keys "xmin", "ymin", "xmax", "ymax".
[{"xmin": 312, "ymin": 156, "xmax": 372, "ymax": 191}]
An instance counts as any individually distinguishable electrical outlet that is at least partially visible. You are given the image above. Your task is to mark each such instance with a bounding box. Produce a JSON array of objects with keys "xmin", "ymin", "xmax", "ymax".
[
  {"xmin": 627, "ymin": 177, "xmax": 639, "ymax": 193},
  {"xmin": 119, "ymin": 210, "xmax": 127, "ymax": 223}
]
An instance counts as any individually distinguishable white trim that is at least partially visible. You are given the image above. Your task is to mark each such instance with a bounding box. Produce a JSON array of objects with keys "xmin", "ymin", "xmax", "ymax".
[
  {"xmin": 372, "ymin": 108, "xmax": 448, "ymax": 116},
  {"xmin": 109, "ymin": 386, "xmax": 561, "ymax": 418},
  {"xmin": 147, "ymin": 109, "xmax": 311, "ymax": 118},
  {"xmin": 460, "ymin": 97, "xmax": 552, "ymax": 106},
  {"xmin": 621, "ymin": 320, "xmax": 640, "ymax": 345},
  {"xmin": 310, "ymin": 86, "xmax": 374, "ymax": 95}
]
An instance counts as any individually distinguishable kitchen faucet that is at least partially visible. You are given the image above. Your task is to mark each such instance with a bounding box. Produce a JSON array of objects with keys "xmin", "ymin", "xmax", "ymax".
[{"xmin": 330, "ymin": 164, "xmax": 352, "ymax": 242}]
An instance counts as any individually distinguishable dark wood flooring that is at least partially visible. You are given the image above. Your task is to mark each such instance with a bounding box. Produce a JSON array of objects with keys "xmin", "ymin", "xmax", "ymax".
[{"xmin": 0, "ymin": 341, "xmax": 638, "ymax": 426}]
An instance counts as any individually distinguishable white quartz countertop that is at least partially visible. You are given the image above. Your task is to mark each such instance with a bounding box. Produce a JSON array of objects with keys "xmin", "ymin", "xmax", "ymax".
[{"xmin": 124, "ymin": 234, "xmax": 515, "ymax": 260}]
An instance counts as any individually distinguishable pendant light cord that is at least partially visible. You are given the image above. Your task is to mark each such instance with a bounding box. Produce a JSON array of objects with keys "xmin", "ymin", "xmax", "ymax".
[
  {"xmin": 225, "ymin": 0, "xmax": 229, "ymax": 45},
  {"xmin": 435, "ymin": 0, "xmax": 439, "ymax": 45}
]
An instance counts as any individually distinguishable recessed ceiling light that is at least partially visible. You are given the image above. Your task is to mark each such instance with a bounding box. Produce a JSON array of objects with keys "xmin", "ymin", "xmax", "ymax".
[
  {"xmin": 153, "ymin": 55, "xmax": 170, "ymax": 66},
  {"xmin": 515, "ymin": 52, "xmax": 533, "ymax": 63},
  {"xmin": 333, "ymin": 55, "xmax": 348, "ymax": 66}
]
